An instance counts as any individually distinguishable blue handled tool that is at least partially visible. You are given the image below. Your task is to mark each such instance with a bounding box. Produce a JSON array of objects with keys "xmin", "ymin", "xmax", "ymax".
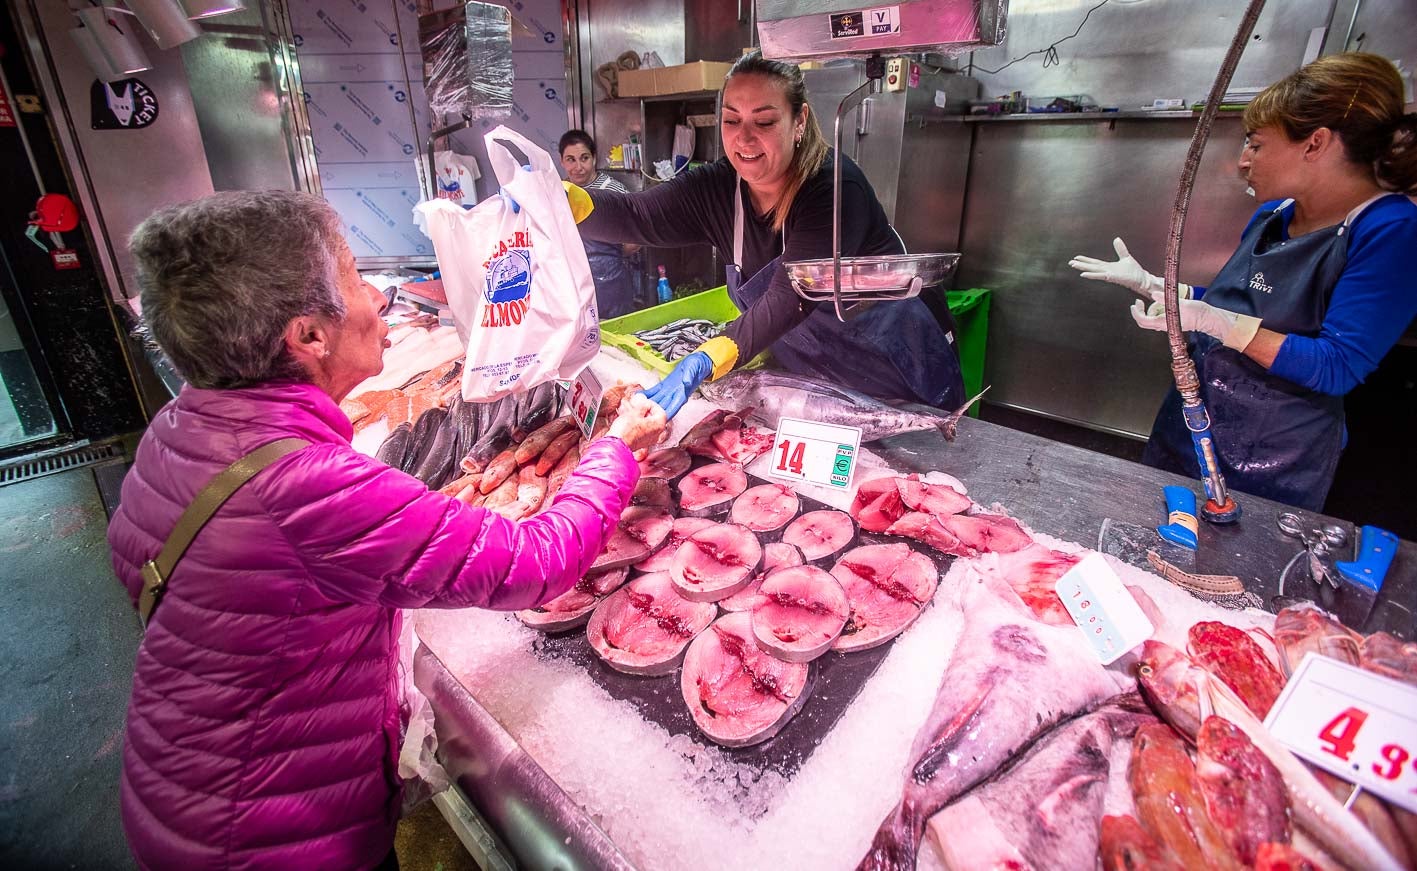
[
  {"xmin": 1157, "ymin": 485, "xmax": 1199, "ymax": 550},
  {"xmin": 1328, "ymin": 524, "xmax": 1398, "ymax": 630}
]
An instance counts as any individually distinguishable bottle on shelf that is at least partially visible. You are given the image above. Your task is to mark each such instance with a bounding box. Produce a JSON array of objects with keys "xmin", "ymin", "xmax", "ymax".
[{"xmin": 656, "ymin": 265, "xmax": 673, "ymax": 304}]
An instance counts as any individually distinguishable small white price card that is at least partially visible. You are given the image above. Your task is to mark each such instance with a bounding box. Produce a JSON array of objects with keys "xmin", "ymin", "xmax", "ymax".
[
  {"xmin": 568, "ymin": 368, "xmax": 603, "ymax": 439},
  {"xmin": 1264, "ymin": 652, "xmax": 1417, "ymax": 813},
  {"xmin": 767, "ymin": 417, "xmax": 862, "ymax": 490},
  {"xmin": 1054, "ymin": 553, "xmax": 1155, "ymax": 665}
]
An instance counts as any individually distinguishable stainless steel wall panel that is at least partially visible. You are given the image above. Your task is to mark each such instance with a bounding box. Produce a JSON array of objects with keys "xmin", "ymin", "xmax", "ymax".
[
  {"xmin": 686, "ymin": 0, "xmax": 754, "ymax": 61},
  {"xmin": 179, "ymin": 8, "xmax": 305, "ymax": 193},
  {"xmin": 1340, "ymin": 0, "xmax": 1417, "ymax": 73},
  {"xmin": 895, "ymin": 115, "xmax": 972, "ymax": 254},
  {"xmin": 579, "ymin": 0, "xmax": 686, "ymax": 163},
  {"xmin": 956, "ymin": 116, "xmax": 1256, "ymax": 437},
  {"xmin": 804, "ymin": 64, "xmax": 974, "ymax": 250},
  {"xmin": 967, "ymin": 0, "xmax": 1333, "ymax": 111}
]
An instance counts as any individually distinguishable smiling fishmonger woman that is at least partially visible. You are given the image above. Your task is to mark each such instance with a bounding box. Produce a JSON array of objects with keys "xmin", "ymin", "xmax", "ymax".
[{"xmin": 567, "ymin": 50, "xmax": 965, "ymax": 417}]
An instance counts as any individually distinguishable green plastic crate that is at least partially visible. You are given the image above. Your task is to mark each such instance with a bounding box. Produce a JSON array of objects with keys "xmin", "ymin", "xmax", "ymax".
[
  {"xmin": 945, "ymin": 288, "xmax": 990, "ymax": 418},
  {"xmin": 601, "ymin": 286, "xmax": 990, "ymax": 416},
  {"xmin": 600, "ymin": 287, "xmax": 742, "ymax": 375}
]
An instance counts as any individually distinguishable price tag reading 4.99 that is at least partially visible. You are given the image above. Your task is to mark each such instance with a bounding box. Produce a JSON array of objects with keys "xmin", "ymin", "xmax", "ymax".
[
  {"xmin": 1264, "ymin": 652, "xmax": 1417, "ymax": 814},
  {"xmin": 768, "ymin": 418, "xmax": 862, "ymax": 489}
]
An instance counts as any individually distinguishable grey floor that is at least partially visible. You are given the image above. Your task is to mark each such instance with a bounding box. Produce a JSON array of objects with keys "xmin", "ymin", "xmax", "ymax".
[{"xmin": 0, "ymin": 463, "xmax": 140, "ymax": 870}]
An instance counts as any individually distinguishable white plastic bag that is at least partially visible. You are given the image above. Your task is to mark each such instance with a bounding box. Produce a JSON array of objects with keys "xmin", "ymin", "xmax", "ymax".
[{"xmin": 415, "ymin": 126, "xmax": 600, "ymax": 402}]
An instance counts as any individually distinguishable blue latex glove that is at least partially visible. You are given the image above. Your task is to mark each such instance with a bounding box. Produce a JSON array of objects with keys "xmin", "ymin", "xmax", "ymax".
[{"xmin": 642, "ymin": 352, "xmax": 712, "ymax": 419}]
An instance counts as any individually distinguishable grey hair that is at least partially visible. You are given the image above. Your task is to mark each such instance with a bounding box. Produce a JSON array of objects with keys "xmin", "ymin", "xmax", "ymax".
[{"xmin": 129, "ymin": 190, "xmax": 348, "ymax": 389}]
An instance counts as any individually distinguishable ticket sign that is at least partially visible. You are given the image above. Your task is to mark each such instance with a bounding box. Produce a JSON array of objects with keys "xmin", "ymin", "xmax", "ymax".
[
  {"xmin": 1265, "ymin": 653, "xmax": 1417, "ymax": 813},
  {"xmin": 568, "ymin": 369, "xmax": 603, "ymax": 439},
  {"xmin": 768, "ymin": 417, "xmax": 862, "ymax": 489},
  {"xmin": 1055, "ymin": 553, "xmax": 1155, "ymax": 665}
]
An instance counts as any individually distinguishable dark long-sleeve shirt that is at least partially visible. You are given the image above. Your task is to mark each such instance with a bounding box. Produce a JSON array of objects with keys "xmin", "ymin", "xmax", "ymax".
[{"xmin": 578, "ymin": 153, "xmax": 902, "ymax": 363}]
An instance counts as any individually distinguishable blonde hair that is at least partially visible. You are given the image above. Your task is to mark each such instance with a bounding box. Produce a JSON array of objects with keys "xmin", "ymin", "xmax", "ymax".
[
  {"xmin": 723, "ymin": 50, "xmax": 829, "ymax": 232},
  {"xmin": 1245, "ymin": 52, "xmax": 1417, "ymax": 193}
]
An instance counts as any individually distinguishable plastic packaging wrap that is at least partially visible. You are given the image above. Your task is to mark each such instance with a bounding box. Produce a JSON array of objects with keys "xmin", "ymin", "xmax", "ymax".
[{"xmin": 420, "ymin": 1, "xmax": 513, "ymax": 119}]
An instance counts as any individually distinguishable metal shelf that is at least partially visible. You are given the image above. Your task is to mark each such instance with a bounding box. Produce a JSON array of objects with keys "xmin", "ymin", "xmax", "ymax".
[
  {"xmin": 951, "ymin": 109, "xmax": 1248, "ymax": 123},
  {"xmin": 599, "ymin": 90, "xmax": 719, "ymax": 104}
]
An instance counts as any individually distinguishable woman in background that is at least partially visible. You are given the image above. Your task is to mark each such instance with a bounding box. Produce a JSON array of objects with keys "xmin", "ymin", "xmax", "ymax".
[{"xmin": 560, "ymin": 129, "xmax": 640, "ymax": 318}]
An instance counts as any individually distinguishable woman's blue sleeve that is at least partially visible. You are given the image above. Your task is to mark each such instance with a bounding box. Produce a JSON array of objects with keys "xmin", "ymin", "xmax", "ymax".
[{"xmin": 1268, "ymin": 213, "xmax": 1417, "ymax": 395}]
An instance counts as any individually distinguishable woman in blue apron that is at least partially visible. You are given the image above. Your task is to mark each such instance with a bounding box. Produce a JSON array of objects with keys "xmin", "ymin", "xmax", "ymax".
[
  {"xmin": 559, "ymin": 130, "xmax": 640, "ymax": 319},
  {"xmin": 565, "ymin": 51, "xmax": 963, "ymax": 417},
  {"xmin": 1070, "ymin": 53, "xmax": 1417, "ymax": 511}
]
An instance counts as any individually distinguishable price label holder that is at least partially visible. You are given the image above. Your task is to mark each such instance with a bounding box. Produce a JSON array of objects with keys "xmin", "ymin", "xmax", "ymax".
[
  {"xmin": 1054, "ymin": 553, "xmax": 1155, "ymax": 665},
  {"xmin": 767, "ymin": 417, "xmax": 862, "ymax": 490},
  {"xmin": 1264, "ymin": 652, "xmax": 1417, "ymax": 813},
  {"xmin": 568, "ymin": 368, "xmax": 603, "ymax": 439}
]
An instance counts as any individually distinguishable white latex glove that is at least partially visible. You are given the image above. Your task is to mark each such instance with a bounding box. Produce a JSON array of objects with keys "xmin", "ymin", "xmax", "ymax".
[
  {"xmin": 1069, "ymin": 237, "xmax": 1193, "ymax": 301},
  {"xmin": 1130, "ymin": 295, "xmax": 1262, "ymax": 352}
]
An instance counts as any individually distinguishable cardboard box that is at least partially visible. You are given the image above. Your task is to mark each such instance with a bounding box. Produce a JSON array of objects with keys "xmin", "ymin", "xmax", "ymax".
[{"xmin": 618, "ymin": 61, "xmax": 734, "ymax": 97}]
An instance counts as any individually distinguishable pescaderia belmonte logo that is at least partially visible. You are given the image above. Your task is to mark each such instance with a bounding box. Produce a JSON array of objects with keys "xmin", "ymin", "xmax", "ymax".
[{"xmin": 482, "ymin": 231, "xmax": 534, "ymax": 327}]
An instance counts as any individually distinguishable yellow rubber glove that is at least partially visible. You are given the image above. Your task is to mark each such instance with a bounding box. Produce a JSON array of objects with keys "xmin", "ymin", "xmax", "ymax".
[
  {"xmin": 563, "ymin": 181, "xmax": 594, "ymax": 224},
  {"xmin": 695, "ymin": 335, "xmax": 740, "ymax": 381}
]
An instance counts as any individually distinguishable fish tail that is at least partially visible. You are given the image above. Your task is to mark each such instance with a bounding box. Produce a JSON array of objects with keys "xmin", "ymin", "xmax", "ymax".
[
  {"xmin": 911, "ymin": 681, "xmax": 992, "ymax": 783},
  {"xmin": 856, "ymin": 800, "xmax": 922, "ymax": 871}
]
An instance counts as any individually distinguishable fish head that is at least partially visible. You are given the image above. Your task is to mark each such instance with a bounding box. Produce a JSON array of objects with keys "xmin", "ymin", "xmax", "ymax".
[{"xmin": 1136, "ymin": 640, "xmax": 1203, "ymax": 741}]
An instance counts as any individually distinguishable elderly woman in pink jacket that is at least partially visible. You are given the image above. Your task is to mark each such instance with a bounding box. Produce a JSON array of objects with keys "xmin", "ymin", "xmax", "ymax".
[{"xmin": 106, "ymin": 190, "xmax": 665, "ymax": 871}]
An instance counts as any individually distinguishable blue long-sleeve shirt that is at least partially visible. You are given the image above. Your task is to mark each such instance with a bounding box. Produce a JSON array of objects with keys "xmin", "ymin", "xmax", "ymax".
[{"xmin": 1197, "ymin": 195, "xmax": 1417, "ymax": 396}]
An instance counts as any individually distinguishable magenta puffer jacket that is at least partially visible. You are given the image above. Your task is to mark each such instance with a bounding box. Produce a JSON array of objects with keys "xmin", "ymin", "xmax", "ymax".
[{"xmin": 107, "ymin": 382, "xmax": 637, "ymax": 870}]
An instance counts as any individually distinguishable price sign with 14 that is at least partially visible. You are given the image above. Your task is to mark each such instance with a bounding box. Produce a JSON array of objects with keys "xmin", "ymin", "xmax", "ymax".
[{"xmin": 768, "ymin": 417, "xmax": 862, "ymax": 490}]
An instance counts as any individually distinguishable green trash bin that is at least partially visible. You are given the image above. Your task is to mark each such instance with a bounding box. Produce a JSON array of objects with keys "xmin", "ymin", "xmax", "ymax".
[{"xmin": 944, "ymin": 288, "xmax": 990, "ymax": 417}]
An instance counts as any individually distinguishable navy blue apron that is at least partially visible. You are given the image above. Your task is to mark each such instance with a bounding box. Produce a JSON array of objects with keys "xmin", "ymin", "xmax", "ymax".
[
  {"xmin": 725, "ymin": 180, "xmax": 964, "ymax": 409},
  {"xmin": 1142, "ymin": 195, "xmax": 1384, "ymax": 511},
  {"xmin": 583, "ymin": 237, "xmax": 638, "ymax": 319}
]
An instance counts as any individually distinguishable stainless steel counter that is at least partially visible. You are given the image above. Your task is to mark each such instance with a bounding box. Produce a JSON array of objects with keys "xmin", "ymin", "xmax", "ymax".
[
  {"xmin": 873, "ymin": 416, "xmax": 1413, "ymax": 639},
  {"xmin": 415, "ymin": 413, "xmax": 1413, "ymax": 869}
]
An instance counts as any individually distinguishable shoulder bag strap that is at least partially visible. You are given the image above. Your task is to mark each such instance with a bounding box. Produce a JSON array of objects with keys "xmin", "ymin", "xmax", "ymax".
[{"xmin": 138, "ymin": 437, "xmax": 310, "ymax": 630}]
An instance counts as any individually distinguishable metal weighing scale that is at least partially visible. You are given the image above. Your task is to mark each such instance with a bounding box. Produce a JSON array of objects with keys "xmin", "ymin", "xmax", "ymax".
[{"xmin": 756, "ymin": 0, "xmax": 1007, "ymax": 320}]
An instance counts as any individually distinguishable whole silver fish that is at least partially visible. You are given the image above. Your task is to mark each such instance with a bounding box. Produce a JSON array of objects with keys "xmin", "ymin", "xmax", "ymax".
[
  {"xmin": 927, "ymin": 695, "xmax": 1154, "ymax": 871},
  {"xmin": 699, "ymin": 370, "xmax": 963, "ymax": 443},
  {"xmin": 857, "ymin": 567, "xmax": 1127, "ymax": 870}
]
